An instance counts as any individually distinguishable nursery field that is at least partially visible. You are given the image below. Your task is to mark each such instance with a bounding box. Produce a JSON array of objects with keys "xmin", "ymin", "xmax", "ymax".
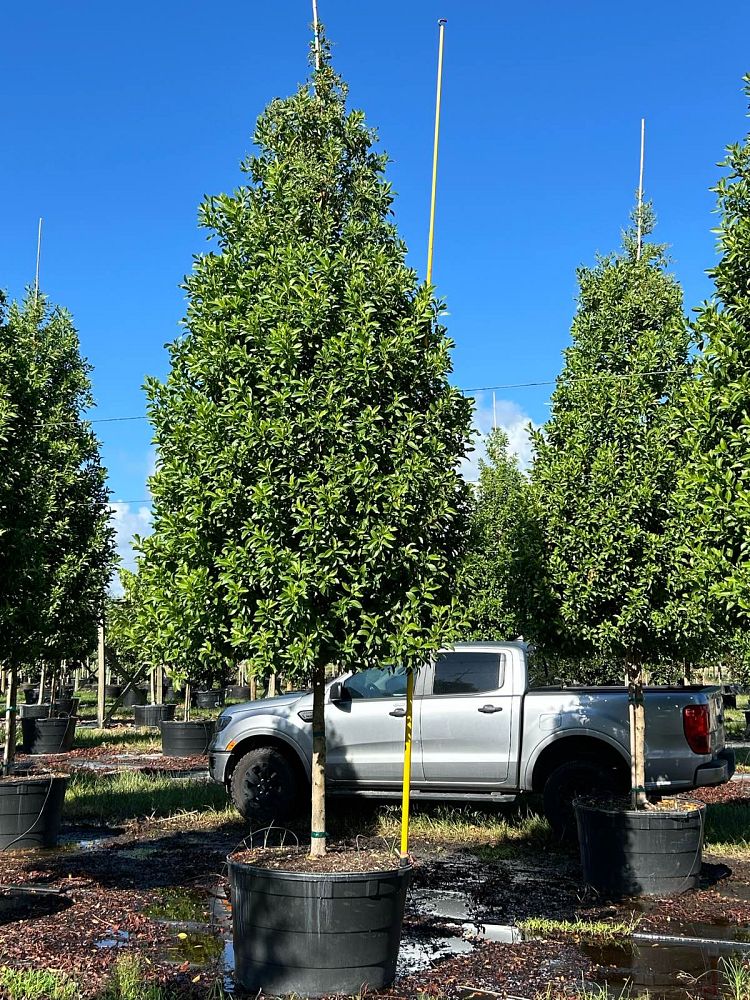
[{"xmin": 3, "ymin": 711, "xmax": 750, "ymax": 1000}]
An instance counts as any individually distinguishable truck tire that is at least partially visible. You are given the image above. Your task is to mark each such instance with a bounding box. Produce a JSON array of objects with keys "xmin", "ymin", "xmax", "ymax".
[
  {"xmin": 543, "ymin": 759, "xmax": 620, "ymax": 841},
  {"xmin": 230, "ymin": 747, "xmax": 298, "ymax": 824}
]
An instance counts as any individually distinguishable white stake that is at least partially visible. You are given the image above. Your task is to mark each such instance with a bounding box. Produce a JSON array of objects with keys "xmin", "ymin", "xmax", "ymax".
[
  {"xmin": 35, "ymin": 217, "xmax": 43, "ymax": 301},
  {"xmin": 311, "ymin": 0, "xmax": 321, "ymax": 71},
  {"xmin": 636, "ymin": 118, "xmax": 645, "ymax": 261}
]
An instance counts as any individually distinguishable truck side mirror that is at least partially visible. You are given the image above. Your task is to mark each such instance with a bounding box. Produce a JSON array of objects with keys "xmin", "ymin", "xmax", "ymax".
[{"xmin": 329, "ymin": 681, "xmax": 350, "ymax": 703}]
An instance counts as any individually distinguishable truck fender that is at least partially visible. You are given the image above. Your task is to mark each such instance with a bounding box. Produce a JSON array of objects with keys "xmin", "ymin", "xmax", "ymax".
[
  {"xmin": 523, "ymin": 729, "xmax": 629, "ymax": 792},
  {"xmin": 225, "ymin": 726, "xmax": 311, "ymax": 784}
]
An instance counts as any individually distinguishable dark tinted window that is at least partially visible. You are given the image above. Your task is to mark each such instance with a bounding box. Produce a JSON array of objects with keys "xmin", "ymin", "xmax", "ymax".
[
  {"xmin": 344, "ymin": 666, "xmax": 408, "ymax": 699},
  {"xmin": 433, "ymin": 652, "xmax": 505, "ymax": 695}
]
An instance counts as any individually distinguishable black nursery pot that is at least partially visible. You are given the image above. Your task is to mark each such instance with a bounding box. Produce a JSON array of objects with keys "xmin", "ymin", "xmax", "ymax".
[
  {"xmin": 228, "ymin": 858, "xmax": 412, "ymax": 997},
  {"xmin": 51, "ymin": 697, "xmax": 80, "ymax": 718},
  {"xmin": 225, "ymin": 685, "xmax": 252, "ymax": 702},
  {"xmin": 195, "ymin": 689, "xmax": 225, "ymax": 709},
  {"xmin": 575, "ymin": 797, "xmax": 705, "ymax": 897},
  {"xmin": 18, "ymin": 703, "xmax": 51, "ymax": 720},
  {"xmin": 0, "ymin": 774, "xmax": 69, "ymax": 850},
  {"xmin": 160, "ymin": 719, "xmax": 215, "ymax": 757},
  {"xmin": 104, "ymin": 684, "xmax": 122, "ymax": 699},
  {"xmin": 122, "ymin": 687, "xmax": 147, "ymax": 708},
  {"xmin": 21, "ymin": 716, "xmax": 77, "ymax": 755},
  {"xmin": 133, "ymin": 703, "xmax": 175, "ymax": 728}
]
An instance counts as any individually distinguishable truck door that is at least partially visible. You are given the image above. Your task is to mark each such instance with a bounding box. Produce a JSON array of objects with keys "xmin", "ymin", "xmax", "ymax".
[
  {"xmin": 325, "ymin": 665, "xmax": 425, "ymax": 787},
  {"xmin": 419, "ymin": 649, "xmax": 512, "ymax": 786}
]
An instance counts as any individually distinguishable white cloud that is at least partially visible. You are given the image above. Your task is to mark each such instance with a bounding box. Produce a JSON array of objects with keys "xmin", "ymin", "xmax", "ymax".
[
  {"xmin": 460, "ymin": 394, "xmax": 538, "ymax": 483},
  {"xmin": 108, "ymin": 502, "xmax": 152, "ymax": 595}
]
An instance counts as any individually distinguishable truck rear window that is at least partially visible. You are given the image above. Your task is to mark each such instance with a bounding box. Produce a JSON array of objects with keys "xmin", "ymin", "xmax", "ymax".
[{"xmin": 433, "ymin": 652, "xmax": 505, "ymax": 695}]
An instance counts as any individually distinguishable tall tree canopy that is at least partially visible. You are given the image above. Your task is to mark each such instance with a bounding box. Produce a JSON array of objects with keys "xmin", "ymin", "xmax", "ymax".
[
  {"xmin": 679, "ymin": 76, "xmax": 750, "ymax": 638},
  {"xmin": 136, "ymin": 38, "xmax": 473, "ymax": 849},
  {"xmin": 459, "ymin": 428, "xmax": 548, "ymax": 642},
  {"xmin": 531, "ymin": 213, "xmax": 696, "ymax": 805}
]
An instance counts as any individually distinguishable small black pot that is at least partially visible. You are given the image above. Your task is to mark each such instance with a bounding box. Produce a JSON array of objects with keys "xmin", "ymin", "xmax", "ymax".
[
  {"xmin": 226, "ymin": 685, "xmax": 252, "ymax": 701},
  {"xmin": 0, "ymin": 775, "xmax": 69, "ymax": 850},
  {"xmin": 18, "ymin": 703, "xmax": 51, "ymax": 720},
  {"xmin": 23, "ymin": 688, "xmax": 51, "ymax": 704},
  {"xmin": 51, "ymin": 697, "xmax": 80, "ymax": 718},
  {"xmin": 160, "ymin": 719, "xmax": 215, "ymax": 757},
  {"xmin": 122, "ymin": 687, "xmax": 147, "ymax": 708},
  {"xmin": 195, "ymin": 689, "xmax": 225, "ymax": 709},
  {"xmin": 133, "ymin": 703, "xmax": 175, "ymax": 728},
  {"xmin": 104, "ymin": 684, "xmax": 122, "ymax": 699},
  {"xmin": 575, "ymin": 797, "xmax": 705, "ymax": 897},
  {"xmin": 21, "ymin": 716, "xmax": 77, "ymax": 755},
  {"xmin": 228, "ymin": 857, "xmax": 411, "ymax": 996}
]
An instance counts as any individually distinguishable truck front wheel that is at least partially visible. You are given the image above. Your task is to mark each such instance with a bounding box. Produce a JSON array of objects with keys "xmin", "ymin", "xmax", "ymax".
[
  {"xmin": 230, "ymin": 747, "xmax": 299, "ymax": 824},
  {"xmin": 543, "ymin": 760, "xmax": 621, "ymax": 841}
]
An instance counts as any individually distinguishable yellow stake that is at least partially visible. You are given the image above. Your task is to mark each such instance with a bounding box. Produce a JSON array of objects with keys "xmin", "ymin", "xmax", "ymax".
[{"xmin": 400, "ymin": 18, "xmax": 447, "ymax": 868}]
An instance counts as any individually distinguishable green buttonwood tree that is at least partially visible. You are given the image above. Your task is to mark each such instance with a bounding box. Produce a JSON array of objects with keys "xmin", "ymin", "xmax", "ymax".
[
  {"xmin": 678, "ymin": 77, "xmax": 750, "ymax": 641},
  {"xmin": 0, "ymin": 293, "xmax": 114, "ymax": 771},
  {"xmin": 531, "ymin": 210, "xmax": 698, "ymax": 809},
  {"xmin": 135, "ymin": 36, "xmax": 473, "ymax": 853},
  {"xmin": 459, "ymin": 428, "xmax": 550, "ymax": 642}
]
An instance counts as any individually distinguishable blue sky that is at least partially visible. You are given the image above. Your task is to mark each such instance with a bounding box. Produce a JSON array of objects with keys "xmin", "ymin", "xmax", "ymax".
[{"xmin": 2, "ymin": 1, "xmax": 749, "ymax": 572}]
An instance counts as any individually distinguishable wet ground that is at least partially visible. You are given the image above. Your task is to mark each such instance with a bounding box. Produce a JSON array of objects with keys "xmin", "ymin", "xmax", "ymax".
[{"xmin": 3, "ymin": 815, "xmax": 750, "ymax": 999}]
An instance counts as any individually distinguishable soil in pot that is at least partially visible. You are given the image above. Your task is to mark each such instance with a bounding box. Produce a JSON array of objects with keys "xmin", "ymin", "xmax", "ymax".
[
  {"xmin": 21, "ymin": 716, "xmax": 77, "ymax": 755},
  {"xmin": 0, "ymin": 774, "xmax": 69, "ymax": 850},
  {"xmin": 160, "ymin": 719, "xmax": 215, "ymax": 757},
  {"xmin": 133, "ymin": 703, "xmax": 176, "ymax": 728},
  {"xmin": 195, "ymin": 689, "xmax": 225, "ymax": 709},
  {"xmin": 228, "ymin": 846, "xmax": 411, "ymax": 997},
  {"xmin": 575, "ymin": 796, "xmax": 705, "ymax": 898}
]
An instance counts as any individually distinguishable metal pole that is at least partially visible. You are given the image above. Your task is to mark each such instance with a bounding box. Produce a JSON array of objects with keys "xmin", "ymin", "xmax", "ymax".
[
  {"xmin": 35, "ymin": 218, "xmax": 43, "ymax": 302},
  {"xmin": 401, "ymin": 18, "xmax": 448, "ymax": 869},
  {"xmin": 426, "ymin": 19, "xmax": 447, "ymax": 286},
  {"xmin": 636, "ymin": 118, "xmax": 645, "ymax": 260},
  {"xmin": 311, "ymin": 0, "xmax": 321, "ymax": 71}
]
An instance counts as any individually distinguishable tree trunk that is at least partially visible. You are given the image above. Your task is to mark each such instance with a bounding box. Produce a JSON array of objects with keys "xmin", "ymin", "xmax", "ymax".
[
  {"xmin": 155, "ymin": 665, "xmax": 163, "ymax": 705},
  {"xmin": 268, "ymin": 673, "xmax": 277, "ymax": 698},
  {"xmin": 250, "ymin": 676, "xmax": 257, "ymax": 701},
  {"xmin": 183, "ymin": 682, "xmax": 191, "ymax": 722},
  {"xmin": 97, "ymin": 623, "xmax": 106, "ymax": 728},
  {"xmin": 37, "ymin": 661, "xmax": 46, "ymax": 706},
  {"xmin": 627, "ymin": 661, "xmax": 647, "ymax": 809},
  {"xmin": 310, "ymin": 663, "xmax": 326, "ymax": 858},
  {"xmin": 2, "ymin": 665, "xmax": 18, "ymax": 776}
]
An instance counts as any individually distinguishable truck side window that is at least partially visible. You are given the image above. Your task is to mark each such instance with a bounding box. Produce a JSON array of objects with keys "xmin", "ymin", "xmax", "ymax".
[
  {"xmin": 433, "ymin": 652, "xmax": 505, "ymax": 695},
  {"xmin": 344, "ymin": 666, "xmax": 408, "ymax": 699}
]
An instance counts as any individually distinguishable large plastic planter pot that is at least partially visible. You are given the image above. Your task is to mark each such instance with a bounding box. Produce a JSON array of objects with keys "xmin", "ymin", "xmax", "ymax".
[
  {"xmin": 226, "ymin": 685, "xmax": 252, "ymax": 701},
  {"xmin": 21, "ymin": 716, "xmax": 77, "ymax": 755},
  {"xmin": 574, "ymin": 798, "xmax": 705, "ymax": 897},
  {"xmin": 196, "ymin": 689, "xmax": 225, "ymax": 709},
  {"xmin": 133, "ymin": 703, "xmax": 175, "ymax": 728},
  {"xmin": 228, "ymin": 858, "xmax": 412, "ymax": 997},
  {"xmin": 51, "ymin": 697, "xmax": 80, "ymax": 718},
  {"xmin": 104, "ymin": 684, "xmax": 122, "ymax": 699},
  {"xmin": 160, "ymin": 719, "xmax": 215, "ymax": 757},
  {"xmin": 0, "ymin": 775, "xmax": 69, "ymax": 851},
  {"xmin": 18, "ymin": 703, "xmax": 51, "ymax": 720},
  {"xmin": 122, "ymin": 687, "xmax": 147, "ymax": 708}
]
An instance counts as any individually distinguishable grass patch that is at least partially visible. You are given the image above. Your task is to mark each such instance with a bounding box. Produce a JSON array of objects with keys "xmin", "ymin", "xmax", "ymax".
[
  {"xmin": 74, "ymin": 727, "xmax": 159, "ymax": 750},
  {"xmin": 64, "ymin": 770, "xmax": 236, "ymax": 824},
  {"xmin": 720, "ymin": 955, "xmax": 750, "ymax": 1000},
  {"xmin": 366, "ymin": 802, "xmax": 552, "ymax": 851},
  {"xmin": 0, "ymin": 968, "xmax": 79, "ymax": 1000},
  {"xmin": 520, "ymin": 915, "xmax": 639, "ymax": 945},
  {"xmin": 705, "ymin": 800, "xmax": 750, "ymax": 858}
]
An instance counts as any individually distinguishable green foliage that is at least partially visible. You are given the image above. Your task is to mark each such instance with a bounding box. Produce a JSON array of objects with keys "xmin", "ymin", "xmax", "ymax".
[
  {"xmin": 0, "ymin": 293, "xmax": 114, "ymax": 668},
  {"xmin": 0, "ymin": 967, "xmax": 78, "ymax": 1000},
  {"xmin": 678, "ymin": 76, "xmax": 750, "ymax": 639},
  {"xmin": 459, "ymin": 428, "xmax": 550, "ymax": 641},
  {"xmin": 531, "ymin": 217, "xmax": 698, "ymax": 668},
  {"xmin": 135, "ymin": 39, "xmax": 472, "ymax": 687},
  {"xmin": 105, "ymin": 569, "xmax": 146, "ymax": 675}
]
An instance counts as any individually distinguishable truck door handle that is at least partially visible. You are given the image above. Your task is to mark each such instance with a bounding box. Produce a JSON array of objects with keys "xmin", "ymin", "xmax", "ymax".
[
  {"xmin": 478, "ymin": 704, "xmax": 502, "ymax": 714},
  {"xmin": 389, "ymin": 707, "xmax": 406, "ymax": 717}
]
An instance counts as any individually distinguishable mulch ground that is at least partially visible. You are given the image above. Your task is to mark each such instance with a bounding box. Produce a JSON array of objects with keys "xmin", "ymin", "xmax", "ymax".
[{"xmin": 11, "ymin": 739, "xmax": 209, "ymax": 776}]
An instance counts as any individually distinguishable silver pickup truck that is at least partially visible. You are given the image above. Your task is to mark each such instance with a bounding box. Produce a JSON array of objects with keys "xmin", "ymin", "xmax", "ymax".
[{"xmin": 208, "ymin": 641, "xmax": 734, "ymax": 837}]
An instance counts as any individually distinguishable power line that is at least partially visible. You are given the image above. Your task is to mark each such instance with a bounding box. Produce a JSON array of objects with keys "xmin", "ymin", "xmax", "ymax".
[{"xmin": 85, "ymin": 367, "xmax": 689, "ymax": 425}]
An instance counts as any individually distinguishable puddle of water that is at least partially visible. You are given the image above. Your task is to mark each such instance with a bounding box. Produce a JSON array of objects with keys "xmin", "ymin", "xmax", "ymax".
[
  {"xmin": 96, "ymin": 930, "xmax": 130, "ymax": 950},
  {"xmin": 397, "ymin": 934, "xmax": 474, "ymax": 977},
  {"xmin": 146, "ymin": 888, "xmax": 210, "ymax": 924},
  {"xmin": 583, "ymin": 938, "xmax": 750, "ymax": 998},
  {"xmin": 160, "ymin": 929, "xmax": 225, "ymax": 966},
  {"xmin": 410, "ymin": 888, "xmax": 474, "ymax": 922}
]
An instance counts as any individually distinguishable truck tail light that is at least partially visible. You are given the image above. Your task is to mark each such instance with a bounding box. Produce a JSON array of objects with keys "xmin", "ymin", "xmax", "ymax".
[{"xmin": 683, "ymin": 704, "xmax": 711, "ymax": 755}]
